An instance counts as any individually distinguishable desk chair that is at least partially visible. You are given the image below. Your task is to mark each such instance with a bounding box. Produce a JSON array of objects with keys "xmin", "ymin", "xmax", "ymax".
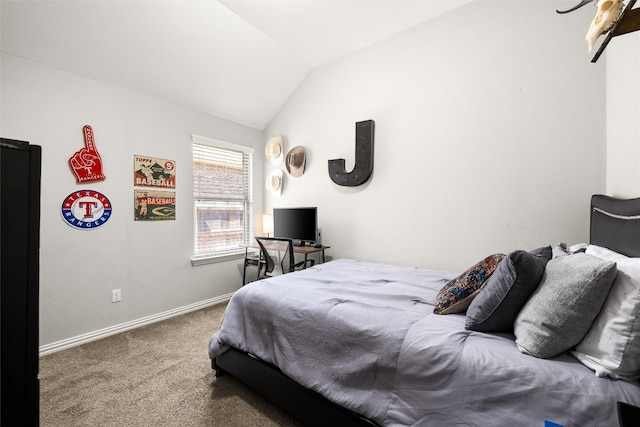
[
  {"xmin": 255, "ymin": 237, "xmax": 295, "ymax": 279},
  {"xmin": 242, "ymin": 247, "xmax": 264, "ymax": 285}
]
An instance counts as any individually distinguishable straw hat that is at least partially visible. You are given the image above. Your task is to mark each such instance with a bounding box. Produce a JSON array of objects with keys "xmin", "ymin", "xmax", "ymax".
[
  {"xmin": 266, "ymin": 169, "xmax": 283, "ymax": 196},
  {"xmin": 285, "ymin": 146, "xmax": 306, "ymax": 177},
  {"xmin": 265, "ymin": 136, "xmax": 283, "ymax": 165}
]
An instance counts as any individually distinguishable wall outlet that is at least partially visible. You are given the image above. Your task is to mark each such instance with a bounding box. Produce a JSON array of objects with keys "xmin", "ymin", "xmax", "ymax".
[{"xmin": 112, "ymin": 289, "xmax": 122, "ymax": 303}]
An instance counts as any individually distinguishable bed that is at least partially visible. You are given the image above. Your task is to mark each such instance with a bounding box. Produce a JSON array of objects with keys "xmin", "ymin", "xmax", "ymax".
[{"xmin": 209, "ymin": 195, "xmax": 640, "ymax": 426}]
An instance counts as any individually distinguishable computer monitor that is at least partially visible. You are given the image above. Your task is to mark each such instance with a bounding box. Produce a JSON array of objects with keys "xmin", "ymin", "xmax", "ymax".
[{"xmin": 273, "ymin": 207, "xmax": 317, "ymax": 245}]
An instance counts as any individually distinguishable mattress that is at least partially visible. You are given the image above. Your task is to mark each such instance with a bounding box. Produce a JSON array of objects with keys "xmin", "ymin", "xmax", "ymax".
[{"xmin": 209, "ymin": 259, "xmax": 640, "ymax": 426}]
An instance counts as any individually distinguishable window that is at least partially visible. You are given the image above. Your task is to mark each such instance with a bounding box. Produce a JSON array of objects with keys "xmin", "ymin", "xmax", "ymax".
[{"xmin": 192, "ymin": 135, "xmax": 254, "ymax": 263}]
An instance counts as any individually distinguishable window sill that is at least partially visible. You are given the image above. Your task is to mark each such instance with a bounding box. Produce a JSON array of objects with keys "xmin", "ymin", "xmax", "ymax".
[{"xmin": 191, "ymin": 251, "xmax": 245, "ymax": 266}]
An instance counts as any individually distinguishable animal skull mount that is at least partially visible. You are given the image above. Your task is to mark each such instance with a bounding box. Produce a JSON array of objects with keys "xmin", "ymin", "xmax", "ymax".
[
  {"xmin": 586, "ymin": 0, "xmax": 625, "ymax": 51},
  {"xmin": 556, "ymin": 0, "xmax": 595, "ymax": 14},
  {"xmin": 556, "ymin": 0, "xmax": 625, "ymax": 52}
]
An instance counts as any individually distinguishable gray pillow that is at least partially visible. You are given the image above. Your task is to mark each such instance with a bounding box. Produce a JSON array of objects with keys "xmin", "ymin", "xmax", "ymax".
[
  {"xmin": 465, "ymin": 247, "xmax": 551, "ymax": 332},
  {"xmin": 514, "ymin": 253, "xmax": 617, "ymax": 359}
]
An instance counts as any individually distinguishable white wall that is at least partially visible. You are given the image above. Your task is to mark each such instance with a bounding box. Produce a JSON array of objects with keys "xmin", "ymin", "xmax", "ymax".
[
  {"xmin": 606, "ymin": 34, "xmax": 640, "ymax": 197},
  {"xmin": 2, "ymin": 0, "xmax": 625, "ymax": 349},
  {"xmin": 1, "ymin": 54, "xmax": 264, "ymax": 347},
  {"xmin": 265, "ymin": 1, "xmax": 607, "ymax": 272}
]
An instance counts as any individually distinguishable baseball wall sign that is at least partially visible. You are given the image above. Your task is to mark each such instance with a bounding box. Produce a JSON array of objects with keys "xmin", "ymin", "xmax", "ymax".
[
  {"xmin": 61, "ymin": 190, "xmax": 112, "ymax": 230},
  {"xmin": 69, "ymin": 125, "xmax": 106, "ymax": 183},
  {"xmin": 134, "ymin": 190, "xmax": 175, "ymax": 221},
  {"xmin": 133, "ymin": 155, "xmax": 176, "ymax": 188}
]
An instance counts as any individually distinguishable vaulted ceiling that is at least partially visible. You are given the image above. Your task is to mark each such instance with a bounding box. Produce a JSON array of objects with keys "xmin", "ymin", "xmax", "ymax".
[{"xmin": 1, "ymin": 0, "xmax": 474, "ymax": 130}]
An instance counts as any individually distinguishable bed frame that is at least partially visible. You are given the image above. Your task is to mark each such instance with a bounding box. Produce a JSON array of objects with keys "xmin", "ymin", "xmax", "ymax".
[
  {"xmin": 213, "ymin": 194, "xmax": 640, "ymax": 427},
  {"xmin": 590, "ymin": 194, "xmax": 640, "ymax": 257},
  {"xmin": 213, "ymin": 348, "xmax": 377, "ymax": 426}
]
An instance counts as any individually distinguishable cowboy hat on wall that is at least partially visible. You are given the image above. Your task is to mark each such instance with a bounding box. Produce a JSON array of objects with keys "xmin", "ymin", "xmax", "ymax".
[
  {"xmin": 266, "ymin": 169, "xmax": 283, "ymax": 196},
  {"xmin": 265, "ymin": 136, "xmax": 283, "ymax": 165},
  {"xmin": 286, "ymin": 146, "xmax": 306, "ymax": 177}
]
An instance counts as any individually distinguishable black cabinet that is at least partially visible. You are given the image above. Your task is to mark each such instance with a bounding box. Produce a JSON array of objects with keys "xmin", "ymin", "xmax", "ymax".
[{"xmin": 1, "ymin": 138, "xmax": 41, "ymax": 425}]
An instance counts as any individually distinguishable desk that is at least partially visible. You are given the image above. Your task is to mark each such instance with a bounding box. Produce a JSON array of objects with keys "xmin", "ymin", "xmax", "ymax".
[
  {"xmin": 292, "ymin": 244, "xmax": 330, "ymax": 266},
  {"xmin": 242, "ymin": 243, "xmax": 330, "ymax": 285},
  {"xmin": 254, "ymin": 242, "xmax": 329, "ymax": 265}
]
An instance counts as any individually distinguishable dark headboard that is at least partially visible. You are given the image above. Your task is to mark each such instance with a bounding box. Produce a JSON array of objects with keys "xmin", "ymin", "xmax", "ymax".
[{"xmin": 590, "ymin": 194, "xmax": 640, "ymax": 257}]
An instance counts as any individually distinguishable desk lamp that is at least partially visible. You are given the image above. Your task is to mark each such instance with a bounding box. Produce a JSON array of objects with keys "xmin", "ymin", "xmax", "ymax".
[{"xmin": 263, "ymin": 214, "xmax": 273, "ymax": 237}]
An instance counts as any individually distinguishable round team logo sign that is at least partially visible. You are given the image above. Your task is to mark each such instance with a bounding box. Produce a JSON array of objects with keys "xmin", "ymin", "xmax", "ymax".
[{"xmin": 61, "ymin": 190, "xmax": 112, "ymax": 230}]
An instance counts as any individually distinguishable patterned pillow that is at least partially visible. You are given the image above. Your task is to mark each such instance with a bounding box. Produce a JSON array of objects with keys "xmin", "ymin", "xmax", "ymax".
[{"xmin": 434, "ymin": 253, "xmax": 505, "ymax": 315}]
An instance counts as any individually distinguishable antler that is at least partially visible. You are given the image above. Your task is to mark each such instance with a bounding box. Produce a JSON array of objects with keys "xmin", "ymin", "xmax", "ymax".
[{"xmin": 556, "ymin": 0, "xmax": 595, "ymax": 14}]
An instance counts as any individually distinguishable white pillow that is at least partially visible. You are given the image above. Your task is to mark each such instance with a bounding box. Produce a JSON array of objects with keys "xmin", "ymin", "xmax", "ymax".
[
  {"xmin": 572, "ymin": 245, "xmax": 640, "ymax": 380},
  {"xmin": 569, "ymin": 242, "xmax": 589, "ymax": 253}
]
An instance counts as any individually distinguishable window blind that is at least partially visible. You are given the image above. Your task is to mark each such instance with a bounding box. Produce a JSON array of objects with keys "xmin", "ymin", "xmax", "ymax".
[{"xmin": 192, "ymin": 139, "xmax": 253, "ymax": 259}]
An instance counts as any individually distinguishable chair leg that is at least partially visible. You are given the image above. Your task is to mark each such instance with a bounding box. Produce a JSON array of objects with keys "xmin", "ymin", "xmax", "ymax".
[{"xmin": 242, "ymin": 264, "xmax": 247, "ymax": 286}]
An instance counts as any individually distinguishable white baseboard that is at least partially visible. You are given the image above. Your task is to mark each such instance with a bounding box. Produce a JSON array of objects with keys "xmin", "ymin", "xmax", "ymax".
[{"xmin": 39, "ymin": 293, "xmax": 233, "ymax": 356}]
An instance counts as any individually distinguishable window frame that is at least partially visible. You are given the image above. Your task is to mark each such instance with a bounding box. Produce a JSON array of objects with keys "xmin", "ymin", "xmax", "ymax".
[{"xmin": 191, "ymin": 135, "xmax": 254, "ymax": 266}]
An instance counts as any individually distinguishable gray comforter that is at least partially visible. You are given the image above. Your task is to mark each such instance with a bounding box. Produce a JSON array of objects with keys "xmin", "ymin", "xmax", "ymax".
[{"xmin": 209, "ymin": 259, "xmax": 640, "ymax": 426}]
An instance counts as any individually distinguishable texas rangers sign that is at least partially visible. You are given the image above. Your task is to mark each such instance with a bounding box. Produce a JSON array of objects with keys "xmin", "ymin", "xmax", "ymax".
[
  {"xmin": 61, "ymin": 190, "xmax": 112, "ymax": 230},
  {"xmin": 69, "ymin": 125, "xmax": 107, "ymax": 183}
]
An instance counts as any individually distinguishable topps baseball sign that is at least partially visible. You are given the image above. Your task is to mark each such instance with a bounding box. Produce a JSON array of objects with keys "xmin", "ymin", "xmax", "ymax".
[{"xmin": 133, "ymin": 155, "xmax": 175, "ymax": 188}]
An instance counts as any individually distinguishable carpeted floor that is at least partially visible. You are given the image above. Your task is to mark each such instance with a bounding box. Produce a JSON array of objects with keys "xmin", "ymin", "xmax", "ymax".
[{"xmin": 39, "ymin": 302, "xmax": 302, "ymax": 426}]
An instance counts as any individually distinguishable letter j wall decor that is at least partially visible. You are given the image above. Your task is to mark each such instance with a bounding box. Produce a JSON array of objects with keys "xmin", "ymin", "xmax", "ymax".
[{"xmin": 328, "ymin": 120, "xmax": 374, "ymax": 187}]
